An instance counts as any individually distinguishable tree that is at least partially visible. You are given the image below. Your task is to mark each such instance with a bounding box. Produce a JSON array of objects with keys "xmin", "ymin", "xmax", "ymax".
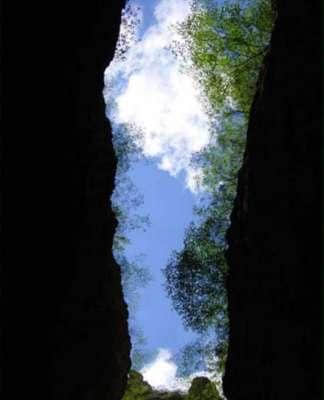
[
  {"xmin": 115, "ymin": 2, "xmax": 142, "ymax": 62},
  {"xmin": 165, "ymin": 0, "xmax": 274, "ymax": 378},
  {"xmin": 116, "ymin": 252, "xmax": 153, "ymax": 370},
  {"xmin": 164, "ymin": 221, "xmax": 228, "ymax": 333},
  {"xmin": 172, "ymin": 0, "xmax": 275, "ymax": 117},
  {"xmin": 163, "ymin": 116, "xmax": 244, "ymax": 378},
  {"xmin": 105, "ymin": 2, "xmax": 152, "ymax": 370},
  {"xmin": 175, "ymin": 331, "xmax": 228, "ymax": 380},
  {"xmin": 111, "ymin": 120, "xmax": 152, "ymax": 370}
]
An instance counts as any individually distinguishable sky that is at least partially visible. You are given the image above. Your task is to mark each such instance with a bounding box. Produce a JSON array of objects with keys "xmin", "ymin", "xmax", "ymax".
[{"xmin": 104, "ymin": 0, "xmax": 217, "ymax": 392}]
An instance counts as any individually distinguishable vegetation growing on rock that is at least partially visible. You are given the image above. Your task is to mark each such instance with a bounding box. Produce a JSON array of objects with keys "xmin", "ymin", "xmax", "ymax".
[
  {"xmin": 188, "ymin": 377, "xmax": 221, "ymax": 400},
  {"xmin": 164, "ymin": 0, "xmax": 275, "ymax": 378},
  {"xmin": 122, "ymin": 371, "xmax": 221, "ymax": 400},
  {"xmin": 106, "ymin": 3, "xmax": 154, "ymax": 371},
  {"xmin": 122, "ymin": 371, "xmax": 154, "ymax": 400}
]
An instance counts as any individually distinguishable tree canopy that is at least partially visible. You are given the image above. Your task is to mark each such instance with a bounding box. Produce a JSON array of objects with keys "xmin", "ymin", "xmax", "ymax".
[
  {"xmin": 111, "ymin": 120, "xmax": 153, "ymax": 371},
  {"xmin": 173, "ymin": 0, "xmax": 275, "ymax": 117},
  {"xmin": 115, "ymin": 2, "xmax": 142, "ymax": 62},
  {"xmin": 105, "ymin": 2, "xmax": 153, "ymax": 370},
  {"xmin": 164, "ymin": 0, "xmax": 275, "ymax": 378}
]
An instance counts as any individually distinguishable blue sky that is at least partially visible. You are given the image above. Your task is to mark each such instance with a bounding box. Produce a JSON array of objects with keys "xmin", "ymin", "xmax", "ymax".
[
  {"xmin": 104, "ymin": 0, "xmax": 219, "ymax": 392},
  {"xmin": 125, "ymin": 160, "xmax": 199, "ymax": 353}
]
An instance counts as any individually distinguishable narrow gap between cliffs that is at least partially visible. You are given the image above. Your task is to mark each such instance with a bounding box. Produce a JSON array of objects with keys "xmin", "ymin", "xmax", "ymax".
[{"xmin": 103, "ymin": 0, "xmax": 275, "ymax": 399}]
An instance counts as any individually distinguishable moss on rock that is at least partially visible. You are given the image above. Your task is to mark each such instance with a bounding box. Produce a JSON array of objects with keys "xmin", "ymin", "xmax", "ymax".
[
  {"xmin": 188, "ymin": 377, "xmax": 221, "ymax": 400},
  {"xmin": 122, "ymin": 371, "xmax": 220, "ymax": 400}
]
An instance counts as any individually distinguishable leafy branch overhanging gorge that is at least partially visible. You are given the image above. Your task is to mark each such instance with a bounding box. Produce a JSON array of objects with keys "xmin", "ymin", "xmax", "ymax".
[
  {"xmin": 106, "ymin": 1, "xmax": 153, "ymax": 370},
  {"xmin": 164, "ymin": 0, "xmax": 275, "ymax": 378}
]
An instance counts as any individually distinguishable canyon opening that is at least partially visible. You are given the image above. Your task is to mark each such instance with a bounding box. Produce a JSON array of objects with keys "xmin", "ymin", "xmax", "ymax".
[
  {"xmin": 104, "ymin": 0, "xmax": 275, "ymax": 398},
  {"xmin": 6, "ymin": 0, "xmax": 320, "ymax": 399}
]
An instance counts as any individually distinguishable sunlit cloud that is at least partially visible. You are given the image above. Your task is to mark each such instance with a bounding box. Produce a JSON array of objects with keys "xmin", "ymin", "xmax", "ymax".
[
  {"xmin": 104, "ymin": 0, "xmax": 211, "ymax": 193},
  {"xmin": 140, "ymin": 348, "xmax": 224, "ymax": 396},
  {"xmin": 141, "ymin": 348, "xmax": 183, "ymax": 391}
]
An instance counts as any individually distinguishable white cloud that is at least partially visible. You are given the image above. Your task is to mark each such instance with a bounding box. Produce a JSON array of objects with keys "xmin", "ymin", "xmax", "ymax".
[
  {"xmin": 141, "ymin": 348, "xmax": 182, "ymax": 391},
  {"xmin": 140, "ymin": 348, "xmax": 225, "ymax": 396},
  {"xmin": 104, "ymin": 0, "xmax": 212, "ymax": 193}
]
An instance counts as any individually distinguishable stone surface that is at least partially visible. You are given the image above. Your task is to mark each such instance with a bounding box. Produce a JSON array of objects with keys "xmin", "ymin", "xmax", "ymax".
[
  {"xmin": 5, "ymin": 2, "xmax": 131, "ymax": 399},
  {"xmin": 4, "ymin": 1, "xmax": 322, "ymax": 399},
  {"xmin": 223, "ymin": 1, "xmax": 322, "ymax": 399},
  {"xmin": 187, "ymin": 377, "xmax": 221, "ymax": 400},
  {"xmin": 122, "ymin": 371, "xmax": 220, "ymax": 400}
]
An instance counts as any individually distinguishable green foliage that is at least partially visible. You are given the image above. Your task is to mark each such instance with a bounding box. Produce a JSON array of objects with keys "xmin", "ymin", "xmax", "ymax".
[
  {"xmin": 188, "ymin": 377, "xmax": 221, "ymax": 400},
  {"xmin": 109, "ymin": 119, "xmax": 152, "ymax": 370},
  {"xmin": 164, "ymin": 118, "xmax": 244, "ymax": 379},
  {"xmin": 164, "ymin": 221, "xmax": 228, "ymax": 333},
  {"xmin": 122, "ymin": 370, "xmax": 185, "ymax": 400},
  {"xmin": 106, "ymin": 6, "xmax": 152, "ymax": 368},
  {"xmin": 196, "ymin": 116, "xmax": 247, "ymax": 196},
  {"xmin": 173, "ymin": 0, "xmax": 275, "ymax": 116},
  {"xmin": 115, "ymin": 2, "xmax": 142, "ymax": 61},
  {"xmin": 122, "ymin": 371, "xmax": 220, "ymax": 400},
  {"xmin": 165, "ymin": 0, "xmax": 274, "ymax": 379},
  {"xmin": 112, "ymin": 140, "xmax": 152, "ymax": 370},
  {"xmin": 128, "ymin": 323, "xmax": 154, "ymax": 371},
  {"xmin": 147, "ymin": 393, "xmax": 185, "ymax": 400},
  {"xmin": 123, "ymin": 371, "xmax": 154, "ymax": 400},
  {"xmin": 175, "ymin": 333, "xmax": 227, "ymax": 379}
]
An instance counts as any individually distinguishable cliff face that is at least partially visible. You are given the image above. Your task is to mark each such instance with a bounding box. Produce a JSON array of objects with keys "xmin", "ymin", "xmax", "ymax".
[
  {"xmin": 5, "ymin": 2, "xmax": 131, "ymax": 399},
  {"xmin": 223, "ymin": 1, "xmax": 321, "ymax": 399}
]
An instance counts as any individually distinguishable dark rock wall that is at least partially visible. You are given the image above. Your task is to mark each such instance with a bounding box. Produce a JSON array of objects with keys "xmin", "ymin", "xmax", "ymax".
[
  {"xmin": 5, "ymin": 2, "xmax": 131, "ymax": 399},
  {"xmin": 223, "ymin": 1, "xmax": 322, "ymax": 399}
]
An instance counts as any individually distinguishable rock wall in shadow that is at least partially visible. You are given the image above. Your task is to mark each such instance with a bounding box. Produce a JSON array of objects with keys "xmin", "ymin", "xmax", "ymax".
[
  {"xmin": 5, "ymin": 2, "xmax": 131, "ymax": 399},
  {"xmin": 223, "ymin": 1, "xmax": 321, "ymax": 399}
]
